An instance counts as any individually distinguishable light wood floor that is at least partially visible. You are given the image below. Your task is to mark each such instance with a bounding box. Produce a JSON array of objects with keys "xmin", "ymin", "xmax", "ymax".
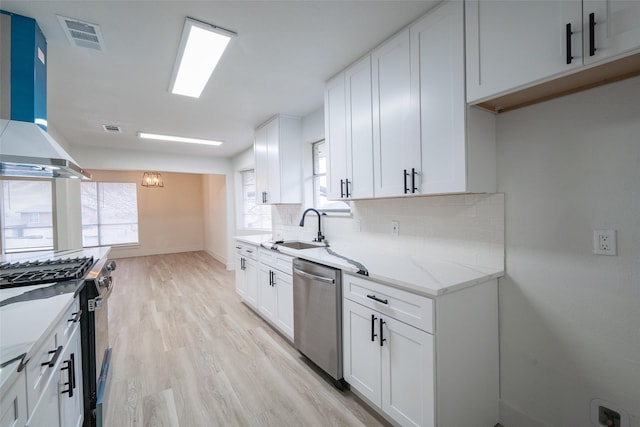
[{"xmin": 105, "ymin": 251, "xmax": 388, "ymax": 427}]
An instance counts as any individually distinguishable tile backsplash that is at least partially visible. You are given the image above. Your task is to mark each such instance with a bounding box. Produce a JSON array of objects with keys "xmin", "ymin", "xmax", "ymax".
[{"xmin": 272, "ymin": 193, "xmax": 504, "ymax": 270}]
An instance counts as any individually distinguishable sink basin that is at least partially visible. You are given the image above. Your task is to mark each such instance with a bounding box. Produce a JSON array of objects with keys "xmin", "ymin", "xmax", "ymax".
[{"xmin": 277, "ymin": 241, "xmax": 323, "ymax": 250}]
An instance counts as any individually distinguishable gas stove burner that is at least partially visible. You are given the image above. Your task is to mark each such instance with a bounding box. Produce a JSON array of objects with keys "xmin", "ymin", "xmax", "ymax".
[{"xmin": 0, "ymin": 256, "xmax": 95, "ymax": 288}]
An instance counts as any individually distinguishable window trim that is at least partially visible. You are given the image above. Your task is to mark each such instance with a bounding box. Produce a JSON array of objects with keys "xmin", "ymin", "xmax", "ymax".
[
  {"xmin": 312, "ymin": 139, "xmax": 351, "ymax": 214},
  {"xmin": 239, "ymin": 168, "xmax": 272, "ymax": 231}
]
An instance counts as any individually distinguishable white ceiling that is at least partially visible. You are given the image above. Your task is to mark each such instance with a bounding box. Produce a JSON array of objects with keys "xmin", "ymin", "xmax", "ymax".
[{"xmin": 2, "ymin": 1, "xmax": 438, "ymax": 159}]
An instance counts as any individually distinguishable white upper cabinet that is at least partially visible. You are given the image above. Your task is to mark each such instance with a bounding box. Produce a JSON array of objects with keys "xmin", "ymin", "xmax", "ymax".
[
  {"xmin": 326, "ymin": 56, "xmax": 375, "ymax": 200},
  {"xmin": 254, "ymin": 115, "xmax": 302, "ymax": 204},
  {"xmin": 372, "ymin": 28, "xmax": 421, "ymax": 198},
  {"xmin": 466, "ymin": 0, "xmax": 583, "ymax": 103},
  {"xmin": 325, "ymin": 73, "xmax": 348, "ymax": 200},
  {"xmin": 466, "ymin": 0, "xmax": 640, "ymax": 104},
  {"xmin": 583, "ymin": 0, "xmax": 640, "ymax": 64},
  {"xmin": 412, "ymin": 0, "xmax": 496, "ymax": 195},
  {"xmin": 345, "ymin": 56, "xmax": 374, "ymax": 199}
]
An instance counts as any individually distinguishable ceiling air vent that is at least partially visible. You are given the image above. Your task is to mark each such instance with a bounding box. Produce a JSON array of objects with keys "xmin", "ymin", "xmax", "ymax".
[
  {"xmin": 57, "ymin": 15, "xmax": 106, "ymax": 51},
  {"xmin": 102, "ymin": 124, "xmax": 122, "ymax": 133}
]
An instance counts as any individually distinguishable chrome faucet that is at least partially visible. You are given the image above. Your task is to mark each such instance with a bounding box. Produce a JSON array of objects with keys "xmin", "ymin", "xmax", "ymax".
[{"xmin": 299, "ymin": 208, "xmax": 326, "ymax": 242}]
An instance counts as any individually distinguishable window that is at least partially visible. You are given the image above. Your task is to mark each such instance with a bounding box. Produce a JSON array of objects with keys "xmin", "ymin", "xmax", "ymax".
[
  {"xmin": 81, "ymin": 182, "xmax": 139, "ymax": 247},
  {"xmin": 313, "ymin": 140, "xmax": 350, "ymax": 212},
  {"xmin": 241, "ymin": 169, "xmax": 271, "ymax": 229},
  {"xmin": 1, "ymin": 179, "xmax": 54, "ymax": 252}
]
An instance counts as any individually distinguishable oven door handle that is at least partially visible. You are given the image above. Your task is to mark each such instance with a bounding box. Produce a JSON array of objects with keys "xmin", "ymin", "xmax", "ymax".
[{"xmin": 89, "ymin": 277, "xmax": 114, "ymax": 311}]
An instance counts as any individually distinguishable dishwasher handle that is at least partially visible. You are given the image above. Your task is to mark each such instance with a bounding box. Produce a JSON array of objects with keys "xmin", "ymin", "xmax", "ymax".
[{"xmin": 293, "ymin": 267, "xmax": 335, "ymax": 284}]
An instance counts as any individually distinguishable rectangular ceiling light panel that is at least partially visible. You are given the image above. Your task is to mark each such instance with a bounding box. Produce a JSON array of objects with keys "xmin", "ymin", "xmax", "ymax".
[
  {"xmin": 170, "ymin": 18, "xmax": 236, "ymax": 98},
  {"xmin": 137, "ymin": 132, "xmax": 223, "ymax": 146}
]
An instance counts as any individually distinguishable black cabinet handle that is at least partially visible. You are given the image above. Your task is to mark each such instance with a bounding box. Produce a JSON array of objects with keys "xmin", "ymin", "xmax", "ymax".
[
  {"xmin": 340, "ymin": 179, "xmax": 345, "ymax": 198},
  {"xmin": 61, "ymin": 354, "xmax": 75, "ymax": 397},
  {"xmin": 589, "ymin": 12, "xmax": 596, "ymax": 56},
  {"xmin": 566, "ymin": 23, "xmax": 573, "ymax": 64},
  {"xmin": 411, "ymin": 168, "xmax": 418, "ymax": 193},
  {"xmin": 42, "ymin": 346, "xmax": 63, "ymax": 368},
  {"xmin": 371, "ymin": 314, "xmax": 378, "ymax": 342},
  {"xmin": 269, "ymin": 270, "xmax": 275, "ymax": 286},
  {"xmin": 403, "ymin": 169, "xmax": 409, "ymax": 194},
  {"xmin": 379, "ymin": 319, "xmax": 386, "ymax": 347},
  {"xmin": 70, "ymin": 353, "xmax": 76, "ymax": 391},
  {"xmin": 67, "ymin": 310, "xmax": 82, "ymax": 323},
  {"xmin": 366, "ymin": 294, "xmax": 389, "ymax": 304},
  {"xmin": 345, "ymin": 179, "xmax": 351, "ymax": 198}
]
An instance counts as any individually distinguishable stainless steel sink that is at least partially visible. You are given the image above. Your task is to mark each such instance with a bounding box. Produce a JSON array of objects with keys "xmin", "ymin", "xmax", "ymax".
[{"xmin": 277, "ymin": 241, "xmax": 323, "ymax": 250}]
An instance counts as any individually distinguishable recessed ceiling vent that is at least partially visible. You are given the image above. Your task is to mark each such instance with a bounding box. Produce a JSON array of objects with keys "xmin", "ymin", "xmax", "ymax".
[
  {"xmin": 102, "ymin": 124, "xmax": 121, "ymax": 133},
  {"xmin": 57, "ymin": 15, "xmax": 106, "ymax": 51}
]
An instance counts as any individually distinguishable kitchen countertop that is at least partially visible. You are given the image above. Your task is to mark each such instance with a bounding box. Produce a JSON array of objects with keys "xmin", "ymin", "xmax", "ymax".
[
  {"xmin": 0, "ymin": 247, "xmax": 111, "ymax": 391},
  {"xmin": 236, "ymin": 235, "xmax": 503, "ymax": 298}
]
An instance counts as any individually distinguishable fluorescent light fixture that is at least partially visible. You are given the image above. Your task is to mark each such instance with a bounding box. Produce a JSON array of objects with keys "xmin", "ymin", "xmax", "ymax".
[
  {"xmin": 138, "ymin": 132, "xmax": 223, "ymax": 146},
  {"xmin": 170, "ymin": 17, "xmax": 236, "ymax": 98}
]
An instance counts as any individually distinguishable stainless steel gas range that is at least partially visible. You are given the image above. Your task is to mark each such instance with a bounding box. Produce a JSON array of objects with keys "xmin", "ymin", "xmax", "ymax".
[{"xmin": 0, "ymin": 248, "xmax": 116, "ymax": 427}]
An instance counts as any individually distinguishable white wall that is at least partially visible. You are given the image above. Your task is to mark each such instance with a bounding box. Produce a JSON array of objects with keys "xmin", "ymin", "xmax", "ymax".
[
  {"xmin": 496, "ymin": 76, "xmax": 640, "ymax": 427},
  {"xmin": 88, "ymin": 170, "xmax": 205, "ymax": 259},
  {"xmin": 202, "ymin": 174, "xmax": 229, "ymax": 266}
]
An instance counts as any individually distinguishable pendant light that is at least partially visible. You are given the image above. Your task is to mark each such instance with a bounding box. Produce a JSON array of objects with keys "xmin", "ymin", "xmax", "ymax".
[{"xmin": 141, "ymin": 171, "xmax": 164, "ymax": 188}]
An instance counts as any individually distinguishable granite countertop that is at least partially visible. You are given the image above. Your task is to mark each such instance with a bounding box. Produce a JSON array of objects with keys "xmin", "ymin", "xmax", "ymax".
[
  {"xmin": 0, "ymin": 247, "xmax": 111, "ymax": 391},
  {"xmin": 235, "ymin": 235, "xmax": 503, "ymax": 298}
]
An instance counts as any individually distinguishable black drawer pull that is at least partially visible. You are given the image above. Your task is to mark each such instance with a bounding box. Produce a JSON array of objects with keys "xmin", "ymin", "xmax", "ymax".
[
  {"xmin": 403, "ymin": 169, "xmax": 409, "ymax": 194},
  {"xmin": 366, "ymin": 294, "xmax": 388, "ymax": 304},
  {"xmin": 61, "ymin": 357, "xmax": 74, "ymax": 397},
  {"xmin": 379, "ymin": 319, "xmax": 386, "ymax": 347},
  {"xmin": 42, "ymin": 346, "xmax": 63, "ymax": 368},
  {"xmin": 340, "ymin": 179, "xmax": 345, "ymax": 198},
  {"xmin": 345, "ymin": 179, "xmax": 351, "ymax": 198},
  {"xmin": 411, "ymin": 168, "xmax": 418, "ymax": 193},
  {"xmin": 68, "ymin": 310, "xmax": 82, "ymax": 323}
]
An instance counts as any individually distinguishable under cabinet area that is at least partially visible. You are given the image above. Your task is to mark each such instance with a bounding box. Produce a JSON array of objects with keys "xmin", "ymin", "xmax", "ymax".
[
  {"xmin": 465, "ymin": 0, "xmax": 640, "ymax": 109},
  {"xmin": 254, "ymin": 115, "xmax": 302, "ymax": 205},
  {"xmin": 343, "ymin": 272, "xmax": 499, "ymax": 427}
]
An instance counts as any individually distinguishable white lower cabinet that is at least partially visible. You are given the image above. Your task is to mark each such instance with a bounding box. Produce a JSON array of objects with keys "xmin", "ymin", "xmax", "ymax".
[
  {"xmin": 343, "ymin": 273, "xmax": 498, "ymax": 427},
  {"xmin": 235, "ymin": 240, "xmax": 294, "ymax": 341},
  {"xmin": 234, "ymin": 242, "xmax": 259, "ymax": 309},
  {"xmin": 343, "ymin": 298, "xmax": 434, "ymax": 427},
  {"xmin": 25, "ymin": 298, "xmax": 83, "ymax": 427},
  {"xmin": 0, "ymin": 370, "xmax": 27, "ymax": 427}
]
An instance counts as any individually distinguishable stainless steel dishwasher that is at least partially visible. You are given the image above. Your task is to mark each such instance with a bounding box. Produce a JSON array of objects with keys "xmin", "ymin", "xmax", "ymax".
[{"xmin": 292, "ymin": 258, "xmax": 345, "ymax": 388}]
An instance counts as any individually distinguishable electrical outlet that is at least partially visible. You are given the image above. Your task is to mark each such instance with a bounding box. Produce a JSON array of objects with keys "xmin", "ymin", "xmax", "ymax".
[
  {"xmin": 391, "ymin": 220, "xmax": 399, "ymax": 236},
  {"xmin": 594, "ymin": 230, "xmax": 617, "ymax": 256}
]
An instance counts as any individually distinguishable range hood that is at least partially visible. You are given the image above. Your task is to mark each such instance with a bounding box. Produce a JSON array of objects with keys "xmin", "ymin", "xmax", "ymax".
[
  {"xmin": 0, "ymin": 11, "xmax": 91, "ymax": 180},
  {"xmin": 0, "ymin": 119, "xmax": 91, "ymax": 179}
]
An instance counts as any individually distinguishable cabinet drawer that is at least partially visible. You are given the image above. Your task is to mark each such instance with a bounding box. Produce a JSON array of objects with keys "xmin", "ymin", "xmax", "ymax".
[
  {"xmin": 259, "ymin": 249, "xmax": 293, "ymax": 274},
  {"xmin": 235, "ymin": 241, "xmax": 258, "ymax": 260},
  {"xmin": 56, "ymin": 298, "xmax": 80, "ymax": 348},
  {"xmin": 343, "ymin": 273, "xmax": 433, "ymax": 334}
]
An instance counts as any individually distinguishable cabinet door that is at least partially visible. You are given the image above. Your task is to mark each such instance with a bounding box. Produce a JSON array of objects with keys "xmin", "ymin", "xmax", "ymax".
[
  {"xmin": 26, "ymin": 359, "xmax": 61, "ymax": 427},
  {"xmin": 372, "ymin": 28, "xmax": 420, "ymax": 198},
  {"xmin": 584, "ymin": 0, "xmax": 640, "ymax": 64},
  {"xmin": 345, "ymin": 56, "xmax": 374, "ymax": 199},
  {"xmin": 412, "ymin": 0, "xmax": 467, "ymax": 195},
  {"xmin": 343, "ymin": 299, "xmax": 381, "ymax": 406},
  {"xmin": 244, "ymin": 258, "xmax": 259, "ymax": 309},
  {"xmin": 381, "ymin": 316, "xmax": 434, "ymax": 427},
  {"xmin": 0, "ymin": 371, "xmax": 27, "ymax": 427},
  {"xmin": 258, "ymin": 265, "xmax": 276, "ymax": 321},
  {"xmin": 325, "ymin": 73, "xmax": 348, "ymax": 200},
  {"xmin": 59, "ymin": 326, "xmax": 83, "ymax": 427},
  {"xmin": 235, "ymin": 254, "xmax": 246, "ymax": 298},
  {"xmin": 265, "ymin": 118, "xmax": 281, "ymax": 204},
  {"xmin": 275, "ymin": 272, "xmax": 294, "ymax": 340},
  {"xmin": 254, "ymin": 125, "xmax": 269, "ymax": 205},
  {"xmin": 465, "ymin": 0, "xmax": 582, "ymax": 103}
]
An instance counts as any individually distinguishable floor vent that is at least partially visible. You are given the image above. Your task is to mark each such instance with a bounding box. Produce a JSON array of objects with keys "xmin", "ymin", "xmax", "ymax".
[
  {"xmin": 102, "ymin": 124, "xmax": 122, "ymax": 133},
  {"xmin": 57, "ymin": 15, "xmax": 106, "ymax": 51}
]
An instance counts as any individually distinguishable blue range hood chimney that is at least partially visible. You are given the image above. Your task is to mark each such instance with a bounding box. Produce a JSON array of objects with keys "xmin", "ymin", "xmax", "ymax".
[{"xmin": 0, "ymin": 10, "xmax": 91, "ymax": 179}]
